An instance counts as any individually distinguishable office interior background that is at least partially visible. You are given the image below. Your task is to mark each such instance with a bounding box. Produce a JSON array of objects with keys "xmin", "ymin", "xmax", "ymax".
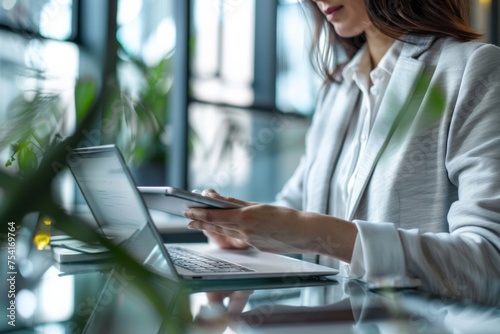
[{"xmin": 0, "ymin": 0, "xmax": 499, "ymax": 208}]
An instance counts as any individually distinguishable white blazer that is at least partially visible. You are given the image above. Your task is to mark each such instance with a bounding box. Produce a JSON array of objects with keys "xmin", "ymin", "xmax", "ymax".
[{"xmin": 275, "ymin": 35, "xmax": 500, "ymax": 305}]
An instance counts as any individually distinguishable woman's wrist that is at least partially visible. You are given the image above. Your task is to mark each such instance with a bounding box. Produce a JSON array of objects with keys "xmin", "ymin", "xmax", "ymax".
[{"xmin": 298, "ymin": 212, "xmax": 358, "ymax": 263}]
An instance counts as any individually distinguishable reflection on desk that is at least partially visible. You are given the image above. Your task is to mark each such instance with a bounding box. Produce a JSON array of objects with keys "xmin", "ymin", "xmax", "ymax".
[{"xmin": 4, "ymin": 257, "xmax": 500, "ymax": 334}]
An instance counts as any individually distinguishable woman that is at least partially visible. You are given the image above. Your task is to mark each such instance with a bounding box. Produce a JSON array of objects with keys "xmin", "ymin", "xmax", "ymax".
[{"xmin": 184, "ymin": 0, "xmax": 500, "ymax": 305}]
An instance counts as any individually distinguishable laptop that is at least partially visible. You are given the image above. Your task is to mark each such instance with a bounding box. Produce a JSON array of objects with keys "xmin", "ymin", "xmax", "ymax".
[{"xmin": 66, "ymin": 145, "xmax": 338, "ymax": 283}]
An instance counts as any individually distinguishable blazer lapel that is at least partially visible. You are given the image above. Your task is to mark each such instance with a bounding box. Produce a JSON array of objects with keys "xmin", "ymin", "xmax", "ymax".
[
  {"xmin": 346, "ymin": 38, "xmax": 434, "ymax": 220},
  {"xmin": 307, "ymin": 80, "xmax": 360, "ymax": 214}
]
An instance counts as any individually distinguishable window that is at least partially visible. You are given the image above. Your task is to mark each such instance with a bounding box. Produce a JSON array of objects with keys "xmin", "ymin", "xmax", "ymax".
[
  {"xmin": 191, "ymin": 0, "xmax": 255, "ymax": 106},
  {"xmin": 470, "ymin": 0, "xmax": 500, "ymax": 45},
  {"xmin": 188, "ymin": 0, "xmax": 316, "ymax": 202},
  {"xmin": 277, "ymin": 0, "xmax": 320, "ymax": 115},
  {"xmin": 0, "ymin": 0, "xmax": 75, "ymax": 40},
  {"xmin": 113, "ymin": 0, "xmax": 176, "ymax": 185},
  {"xmin": 117, "ymin": 0, "xmax": 175, "ymax": 68}
]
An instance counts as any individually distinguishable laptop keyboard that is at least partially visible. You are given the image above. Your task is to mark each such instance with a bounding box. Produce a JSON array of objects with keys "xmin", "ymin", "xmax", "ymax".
[{"xmin": 167, "ymin": 246, "xmax": 254, "ymax": 273}]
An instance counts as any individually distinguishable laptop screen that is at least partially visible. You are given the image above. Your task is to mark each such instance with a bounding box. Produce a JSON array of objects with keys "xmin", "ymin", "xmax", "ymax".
[{"xmin": 67, "ymin": 145, "xmax": 178, "ymax": 281}]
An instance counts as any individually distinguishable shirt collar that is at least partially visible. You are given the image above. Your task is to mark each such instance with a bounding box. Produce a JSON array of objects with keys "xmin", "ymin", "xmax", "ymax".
[
  {"xmin": 342, "ymin": 39, "xmax": 404, "ymax": 84},
  {"xmin": 342, "ymin": 44, "xmax": 371, "ymax": 84}
]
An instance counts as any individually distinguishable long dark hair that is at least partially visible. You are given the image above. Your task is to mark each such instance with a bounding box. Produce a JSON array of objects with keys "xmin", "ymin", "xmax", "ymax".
[{"xmin": 303, "ymin": 0, "xmax": 481, "ymax": 83}]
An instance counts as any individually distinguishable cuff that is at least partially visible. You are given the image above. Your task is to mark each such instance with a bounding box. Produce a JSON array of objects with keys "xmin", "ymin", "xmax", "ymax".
[{"xmin": 349, "ymin": 220, "xmax": 420, "ymax": 288}]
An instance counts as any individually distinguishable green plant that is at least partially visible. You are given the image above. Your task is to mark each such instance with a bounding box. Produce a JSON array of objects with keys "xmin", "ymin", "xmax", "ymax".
[
  {"xmin": 3, "ymin": 58, "xmax": 174, "ymax": 180},
  {"xmin": 103, "ymin": 44, "xmax": 174, "ymax": 166},
  {"xmin": 3, "ymin": 86, "xmax": 64, "ymax": 175},
  {"xmin": 0, "ymin": 4, "xmax": 189, "ymax": 330},
  {"xmin": 0, "ymin": 78, "xmax": 190, "ymax": 331},
  {"xmin": 0, "ymin": 39, "xmax": 187, "ymax": 334}
]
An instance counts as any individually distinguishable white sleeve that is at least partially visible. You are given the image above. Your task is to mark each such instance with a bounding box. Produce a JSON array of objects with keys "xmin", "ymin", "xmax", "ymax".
[
  {"xmin": 348, "ymin": 220, "xmax": 500, "ymax": 304},
  {"xmin": 398, "ymin": 229, "xmax": 500, "ymax": 304},
  {"xmin": 348, "ymin": 220, "xmax": 420, "ymax": 289}
]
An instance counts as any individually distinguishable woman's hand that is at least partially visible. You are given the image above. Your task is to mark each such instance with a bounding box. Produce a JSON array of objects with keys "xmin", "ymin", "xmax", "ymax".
[
  {"xmin": 185, "ymin": 191, "xmax": 358, "ymax": 261},
  {"xmin": 193, "ymin": 290, "xmax": 253, "ymax": 332},
  {"xmin": 186, "ymin": 203, "xmax": 311, "ymax": 254},
  {"xmin": 197, "ymin": 189, "xmax": 253, "ymax": 250}
]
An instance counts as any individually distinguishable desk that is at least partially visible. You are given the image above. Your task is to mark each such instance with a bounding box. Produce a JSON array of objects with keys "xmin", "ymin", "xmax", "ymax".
[{"xmin": 2, "ymin": 248, "xmax": 499, "ymax": 334}]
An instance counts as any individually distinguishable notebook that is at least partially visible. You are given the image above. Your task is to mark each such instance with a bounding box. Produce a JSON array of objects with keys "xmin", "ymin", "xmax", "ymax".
[{"xmin": 66, "ymin": 145, "xmax": 338, "ymax": 283}]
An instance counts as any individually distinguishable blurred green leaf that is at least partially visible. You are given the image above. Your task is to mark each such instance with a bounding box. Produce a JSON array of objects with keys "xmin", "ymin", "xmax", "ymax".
[
  {"xmin": 18, "ymin": 145, "xmax": 38, "ymax": 175},
  {"xmin": 425, "ymin": 84, "xmax": 445, "ymax": 124},
  {"xmin": 75, "ymin": 79, "xmax": 98, "ymax": 124}
]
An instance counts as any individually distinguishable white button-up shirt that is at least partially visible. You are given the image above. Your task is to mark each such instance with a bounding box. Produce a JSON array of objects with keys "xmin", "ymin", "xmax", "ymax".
[
  {"xmin": 327, "ymin": 40, "xmax": 405, "ymax": 279},
  {"xmin": 329, "ymin": 40, "xmax": 403, "ymax": 220}
]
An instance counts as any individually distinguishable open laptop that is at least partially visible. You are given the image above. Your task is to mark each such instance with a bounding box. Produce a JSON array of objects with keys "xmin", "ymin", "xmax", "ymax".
[{"xmin": 66, "ymin": 145, "xmax": 338, "ymax": 283}]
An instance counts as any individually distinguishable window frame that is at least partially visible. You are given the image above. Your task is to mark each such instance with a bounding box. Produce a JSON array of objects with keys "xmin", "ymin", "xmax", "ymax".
[{"xmin": 0, "ymin": 0, "xmax": 79, "ymax": 42}]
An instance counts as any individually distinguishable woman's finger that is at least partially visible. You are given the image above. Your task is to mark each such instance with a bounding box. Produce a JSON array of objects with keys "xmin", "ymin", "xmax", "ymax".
[
  {"xmin": 202, "ymin": 189, "xmax": 255, "ymax": 207},
  {"xmin": 201, "ymin": 188, "xmax": 218, "ymax": 196},
  {"xmin": 184, "ymin": 207, "xmax": 241, "ymax": 226}
]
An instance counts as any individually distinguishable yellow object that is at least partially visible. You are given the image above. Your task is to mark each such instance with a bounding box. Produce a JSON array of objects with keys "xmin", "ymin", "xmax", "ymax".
[
  {"xmin": 33, "ymin": 217, "xmax": 52, "ymax": 250},
  {"xmin": 33, "ymin": 233, "xmax": 51, "ymax": 250}
]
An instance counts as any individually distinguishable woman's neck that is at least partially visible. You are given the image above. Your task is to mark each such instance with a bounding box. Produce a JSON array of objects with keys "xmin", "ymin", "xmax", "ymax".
[{"xmin": 365, "ymin": 26, "xmax": 397, "ymax": 68}]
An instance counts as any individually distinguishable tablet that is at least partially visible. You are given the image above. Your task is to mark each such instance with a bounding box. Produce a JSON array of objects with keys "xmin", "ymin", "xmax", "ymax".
[{"xmin": 138, "ymin": 186, "xmax": 243, "ymax": 217}]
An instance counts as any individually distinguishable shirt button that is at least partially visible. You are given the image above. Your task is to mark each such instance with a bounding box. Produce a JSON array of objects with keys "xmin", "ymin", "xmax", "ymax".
[{"xmin": 361, "ymin": 134, "xmax": 367, "ymax": 142}]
